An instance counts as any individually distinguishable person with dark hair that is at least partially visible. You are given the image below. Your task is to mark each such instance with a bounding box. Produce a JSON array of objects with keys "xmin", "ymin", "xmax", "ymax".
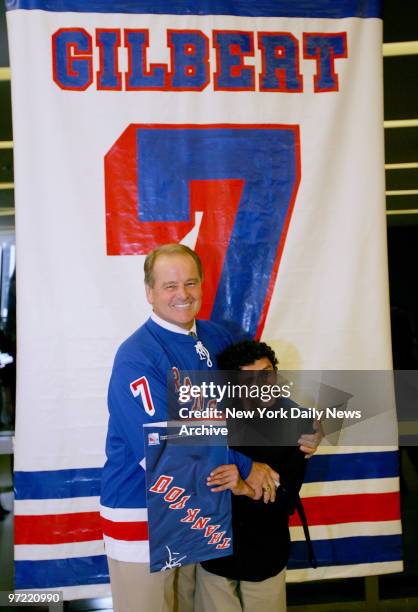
[
  {"xmin": 197, "ymin": 340, "xmax": 319, "ymax": 612},
  {"xmin": 217, "ymin": 339, "xmax": 279, "ymax": 371},
  {"xmin": 101, "ymin": 245, "xmax": 285, "ymax": 612}
]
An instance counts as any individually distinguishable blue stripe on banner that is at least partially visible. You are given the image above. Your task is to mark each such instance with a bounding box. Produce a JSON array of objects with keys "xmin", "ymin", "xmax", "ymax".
[
  {"xmin": 5, "ymin": 0, "xmax": 382, "ymax": 18},
  {"xmin": 304, "ymin": 451, "xmax": 399, "ymax": 483},
  {"xmin": 14, "ymin": 451, "xmax": 398, "ymax": 499},
  {"xmin": 14, "ymin": 468, "xmax": 102, "ymax": 500},
  {"xmin": 288, "ymin": 535, "xmax": 402, "ymax": 569},
  {"xmin": 15, "ymin": 536, "xmax": 401, "ymax": 588},
  {"xmin": 15, "ymin": 555, "xmax": 109, "ymax": 589}
]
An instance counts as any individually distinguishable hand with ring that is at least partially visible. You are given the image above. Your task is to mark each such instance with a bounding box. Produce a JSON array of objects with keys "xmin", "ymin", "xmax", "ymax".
[{"xmin": 246, "ymin": 462, "xmax": 279, "ymax": 503}]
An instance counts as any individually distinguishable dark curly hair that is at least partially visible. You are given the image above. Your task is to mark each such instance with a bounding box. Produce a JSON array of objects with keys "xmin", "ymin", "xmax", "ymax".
[{"xmin": 217, "ymin": 340, "xmax": 279, "ymax": 371}]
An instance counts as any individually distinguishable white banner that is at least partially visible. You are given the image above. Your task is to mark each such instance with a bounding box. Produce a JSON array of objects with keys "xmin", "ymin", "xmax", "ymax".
[{"xmin": 6, "ymin": 0, "xmax": 402, "ymax": 598}]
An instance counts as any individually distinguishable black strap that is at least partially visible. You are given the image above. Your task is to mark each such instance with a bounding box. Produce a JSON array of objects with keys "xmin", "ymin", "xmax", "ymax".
[{"xmin": 295, "ymin": 494, "xmax": 318, "ymax": 568}]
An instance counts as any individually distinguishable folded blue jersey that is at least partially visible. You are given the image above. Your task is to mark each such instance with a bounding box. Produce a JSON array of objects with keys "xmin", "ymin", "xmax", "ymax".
[{"xmin": 144, "ymin": 423, "xmax": 232, "ymax": 572}]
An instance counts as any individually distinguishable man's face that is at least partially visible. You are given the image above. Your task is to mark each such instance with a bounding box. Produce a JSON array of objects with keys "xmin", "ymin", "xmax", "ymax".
[
  {"xmin": 241, "ymin": 357, "xmax": 276, "ymax": 406},
  {"xmin": 145, "ymin": 253, "xmax": 202, "ymax": 330},
  {"xmin": 241, "ymin": 357, "xmax": 275, "ymax": 390},
  {"xmin": 240, "ymin": 357, "xmax": 274, "ymax": 371}
]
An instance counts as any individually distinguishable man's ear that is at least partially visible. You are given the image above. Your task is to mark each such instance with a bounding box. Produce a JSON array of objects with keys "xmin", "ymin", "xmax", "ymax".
[{"xmin": 145, "ymin": 284, "xmax": 153, "ymax": 305}]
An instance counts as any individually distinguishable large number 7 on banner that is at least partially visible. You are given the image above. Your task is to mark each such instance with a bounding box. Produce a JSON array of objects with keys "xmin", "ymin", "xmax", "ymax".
[{"xmin": 105, "ymin": 124, "xmax": 300, "ymax": 337}]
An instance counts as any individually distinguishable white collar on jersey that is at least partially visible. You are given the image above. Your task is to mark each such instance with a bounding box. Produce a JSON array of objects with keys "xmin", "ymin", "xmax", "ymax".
[{"xmin": 150, "ymin": 312, "xmax": 197, "ymax": 336}]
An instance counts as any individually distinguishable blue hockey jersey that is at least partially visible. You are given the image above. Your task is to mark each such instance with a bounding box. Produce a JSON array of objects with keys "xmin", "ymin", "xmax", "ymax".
[{"xmin": 100, "ymin": 316, "xmax": 251, "ymax": 562}]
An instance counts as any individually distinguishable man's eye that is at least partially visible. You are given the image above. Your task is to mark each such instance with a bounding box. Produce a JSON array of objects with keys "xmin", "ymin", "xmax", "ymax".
[
  {"xmin": 165, "ymin": 284, "xmax": 177, "ymax": 290},
  {"xmin": 186, "ymin": 281, "xmax": 197, "ymax": 287}
]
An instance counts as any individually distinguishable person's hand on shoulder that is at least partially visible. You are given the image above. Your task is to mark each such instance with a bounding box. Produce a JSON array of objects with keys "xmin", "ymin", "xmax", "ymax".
[{"xmin": 298, "ymin": 419, "xmax": 323, "ymax": 458}]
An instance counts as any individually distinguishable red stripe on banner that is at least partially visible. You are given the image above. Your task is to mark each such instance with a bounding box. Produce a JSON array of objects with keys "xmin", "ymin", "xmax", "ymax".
[
  {"xmin": 15, "ymin": 512, "xmax": 150, "ymax": 544},
  {"xmin": 289, "ymin": 492, "xmax": 401, "ymax": 527},
  {"xmin": 101, "ymin": 517, "xmax": 149, "ymax": 541},
  {"xmin": 15, "ymin": 492, "xmax": 399, "ymax": 545},
  {"xmin": 15, "ymin": 512, "xmax": 103, "ymax": 544}
]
